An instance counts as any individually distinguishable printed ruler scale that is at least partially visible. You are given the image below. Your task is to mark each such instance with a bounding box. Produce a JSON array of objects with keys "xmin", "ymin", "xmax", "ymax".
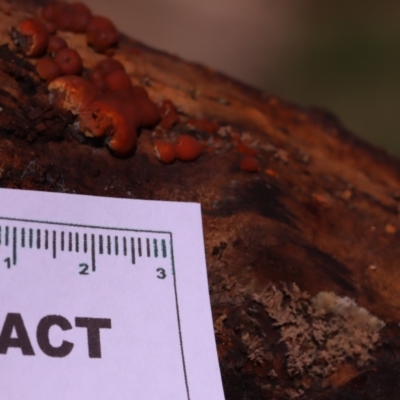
[
  {"xmin": 0, "ymin": 217, "xmax": 171, "ymax": 276},
  {"xmin": 0, "ymin": 189, "xmax": 225, "ymax": 400}
]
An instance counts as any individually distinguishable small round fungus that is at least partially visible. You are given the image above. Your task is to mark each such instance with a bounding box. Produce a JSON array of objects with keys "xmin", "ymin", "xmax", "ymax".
[
  {"xmin": 67, "ymin": 2, "xmax": 93, "ymax": 33},
  {"xmin": 93, "ymin": 58, "xmax": 124, "ymax": 75},
  {"xmin": 47, "ymin": 35, "xmax": 68, "ymax": 53},
  {"xmin": 106, "ymin": 70, "xmax": 132, "ymax": 91},
  {"xmin": 135, "ymin": 98, "xmax": 160, "ymax": 127},
  {"xmin": 89, "ymin": 58, "xmax": 125, "ymax": 92},
  {"xmin": 41, "ymin": 2, "xmax": 61, "ymax": 22},
  {"xmin": 36, "ymin": 56, "xmax": 62, "ymax": 81},
  {"xmin": 175, "ymin": 134, "xmax": 204, "ymax": 162},
  {"xmin": 154, "ymin": 140, "xmax": 176, "ymax": 164},
  {"xmin": 42, "ymin": 2, "xmax": 70, "ymax": 30},
  {"xmin": 87, "ymin": 16, "xmax": 119, "ymax": 53},
  {"xmin": 54, "ymin": 48, "xmax": 83, "ymax": 75},
  {"xmin": 12, "ymin": 18, "xmax": 49, "ymax": 58}
]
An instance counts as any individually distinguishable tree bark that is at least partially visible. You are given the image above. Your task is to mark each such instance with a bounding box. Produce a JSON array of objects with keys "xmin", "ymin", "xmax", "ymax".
[{"xmin": 2, "ymin": 1, "xmax": 400, "ymax": 399}]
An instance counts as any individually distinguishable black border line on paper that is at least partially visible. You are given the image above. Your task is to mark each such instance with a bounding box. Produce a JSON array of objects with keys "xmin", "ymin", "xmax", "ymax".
[{"xmin": 0, "ymin": 216, "xmax": 191, "ymax": 400}]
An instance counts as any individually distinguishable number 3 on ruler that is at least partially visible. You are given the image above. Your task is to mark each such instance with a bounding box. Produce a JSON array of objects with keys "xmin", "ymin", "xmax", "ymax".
[{"xmin": 156, "ymin": 268, "xmax": 166, "ymax": 279}]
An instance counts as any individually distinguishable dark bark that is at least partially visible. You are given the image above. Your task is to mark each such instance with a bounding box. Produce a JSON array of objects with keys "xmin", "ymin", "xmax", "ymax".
[{"xmin": 2, "ymin": 1, "xmax": 400, "ymax": 398}]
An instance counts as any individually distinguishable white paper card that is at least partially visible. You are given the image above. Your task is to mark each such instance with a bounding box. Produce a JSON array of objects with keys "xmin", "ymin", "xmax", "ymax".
[{"xmin": 0, "ymin": 188, "xmax": 225, "ymax": 400}]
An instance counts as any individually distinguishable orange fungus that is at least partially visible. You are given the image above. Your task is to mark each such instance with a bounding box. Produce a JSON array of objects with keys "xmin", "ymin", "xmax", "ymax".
[
  {"xmin": 47, "ymin": 35, "xmax": 68, "ymax": 53},
  {"xmin": 12, "ymin": 18, "xmax": 49, "ymax": 58},
  {"xmin": 36, "ymin": 57, "xmax": 62, "ymax": 81},
  {"xmin": 87, "ymin": 16, "xmax": 119, "ymax": 53},
  {"xmin": 54, "ymin": 48, "xmax": 83, "ymax": 75},
  {"xmin": 154, "ymin": 140, "xmax": 176, "ymax": 164},
  {"xmin": 175, "ymin": 135, "xmax": 204, "ymax": 162},
  {"xmin": 48, "ymin": 75, "xmax": 97, "ymax": 115}
]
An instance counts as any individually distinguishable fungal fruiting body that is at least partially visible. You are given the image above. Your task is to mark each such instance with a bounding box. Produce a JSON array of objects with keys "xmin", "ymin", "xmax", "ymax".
[
  {"xmin": 47, "ymin": 58, "xmax": 160, "ymax": 156},
  {"xmin": 10, "ymin": 1, "xmax": 158, "ymax": 156},
  {"xmin": 154, "ymin": 140, "xmax": 176, "ymax": 164},
  {"xmin": 86, "ymin": 16, "xmax": 119, "ymax": 53},
  {"xmin": 47, "ymin": 35, "xmax": 68, "ymax": 53},
  {"xmin": 36, "ymin": 56, "xmax": 62, "ymax": 81},
  {"xmin": 175, "ymin": 134, "xmax": 204, "ymax": 162},
  {"xmin": 77, "ymin": 94, "xmax": 138, "ymax": 156},
  {"xmin": 48, "ymin": 76, "xmax": 97, "ymax": 115},
  {"xmin": 54, "ymin": 48, "xmax": 83, "ymax": 75},
  {"xmin": 41, "ymin": 1, "xmax": 91, "ymax": 32},
  {"xmin": 10, "ymin": 0, "xmax": 261, "ymax": 171},
  {"xmin": 12, "ymin": 18, "xmax": 49, "ymax": 57}
]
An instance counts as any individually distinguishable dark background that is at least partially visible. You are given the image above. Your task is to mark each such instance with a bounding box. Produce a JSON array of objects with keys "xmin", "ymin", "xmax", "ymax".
[{"xmin": 82, "ymin": 0, "xmax": 400, "ymax": 157}]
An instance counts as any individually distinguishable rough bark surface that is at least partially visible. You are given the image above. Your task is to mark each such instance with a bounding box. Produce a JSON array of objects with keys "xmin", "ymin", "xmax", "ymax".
[{"xmin": 2, "ymin": 1, "xmax": 400, "ymax": 399}]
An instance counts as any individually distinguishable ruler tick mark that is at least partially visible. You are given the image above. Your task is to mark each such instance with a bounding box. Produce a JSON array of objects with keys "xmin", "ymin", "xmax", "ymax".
[
  {"xmin": 154, "ymin": 239, "xmax": 158, "ymax": 258},
  {"xmin": 99, "ymin": 235, "xmax": 103, "ymax": 254},
  {"xmin": 21, "ymin": 228, "xmax": 25, "ymax": 248},
  {"xmin": 123, "ymin": 237, "xmax": 127, "ymax": 256},
  {"xmin": 131, "ymin": 237, "xmax": 135, "ymax": 264},
  {"xmin": 107, "ymin": 235, "xmax": 111, "ymax": 255},
  {"xmin": 0, "ymin": 218, "xmax": 170, "ymax": 274},
  {"xmin": 146, "ymin": 238, "xmax": 150, "ymax": 257},
  {"xmin": 52, "ymin": 231, "xmax": 56, "ymax": 259},
  {"xmin": 37, "ymin": 229, "xmax": 41, "ymax": 249},
  {"xmin": 91, "ymin": 234, "xmax": 96, "ymax": 272},
  {"xmin": 138, "ymin": 238, "xmax": 142, "ymax": 257},
  {"xmin": 115, "ymin": 236, "xmax": 119, "ymax": 256},
  {"xmin": 12, "ymin": 227, "xmax": 17, "ymax": 265}
]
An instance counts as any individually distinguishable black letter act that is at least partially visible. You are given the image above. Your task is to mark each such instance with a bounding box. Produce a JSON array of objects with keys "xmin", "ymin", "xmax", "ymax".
[{"xmin": 0, "ymin": 313, "xmax": 111, "ymax": 358}]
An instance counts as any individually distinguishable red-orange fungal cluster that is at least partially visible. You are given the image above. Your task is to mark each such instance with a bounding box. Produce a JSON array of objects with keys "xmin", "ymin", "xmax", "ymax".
[
  {"xmin": 41, "ymin": 2, "xmax": 92, "ymax": 33},
  {"xmin": 11, "ymin": 2, "xmax": 264, "ymax": 170},
  {"xmin": 11, "ymin": 1, "xmax": 162, "ymax": 157},
  {"xmin": 40, "ymin": 2, "xmax": 118, "ymax": 53},
  {"xmin": 47, "ymin": 57, "xmax": 161, "ymax": 156},
  {"xmin": 154, "ymin": 135, "xmax": 205, "ymax": 164}
]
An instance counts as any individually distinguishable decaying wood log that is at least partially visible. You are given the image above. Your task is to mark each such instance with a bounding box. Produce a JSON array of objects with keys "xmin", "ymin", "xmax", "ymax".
[{"xmin": 2, "ymin": 1, "xmax": 400, "ymax": 399}]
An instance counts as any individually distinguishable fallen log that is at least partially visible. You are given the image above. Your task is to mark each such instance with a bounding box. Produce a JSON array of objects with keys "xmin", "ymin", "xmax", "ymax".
[{"xmin": 1, "ymin": 1, "xmax": 400, "ymax": 398}]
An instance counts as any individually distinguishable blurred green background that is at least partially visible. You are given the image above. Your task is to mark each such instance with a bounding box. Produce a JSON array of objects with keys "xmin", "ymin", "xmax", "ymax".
[
  {"xmin": 265, "ymin": 1, "xmax": 400, "ymax": 157},
  {"xmin": 83, "ymin": 0, "xmax": 400, "ymax": 157}
]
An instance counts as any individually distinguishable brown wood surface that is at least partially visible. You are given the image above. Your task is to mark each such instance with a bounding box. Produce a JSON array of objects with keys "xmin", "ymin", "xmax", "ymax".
[{"xmin": 2, "ymin": 1, "xmax": 400, "ymax": 399}]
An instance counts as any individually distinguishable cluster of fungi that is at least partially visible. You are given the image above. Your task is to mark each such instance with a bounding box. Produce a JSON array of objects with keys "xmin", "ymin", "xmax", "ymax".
[{"xmin": 11, "ymin": 0, "xmax": 261, "ymax": 171}]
